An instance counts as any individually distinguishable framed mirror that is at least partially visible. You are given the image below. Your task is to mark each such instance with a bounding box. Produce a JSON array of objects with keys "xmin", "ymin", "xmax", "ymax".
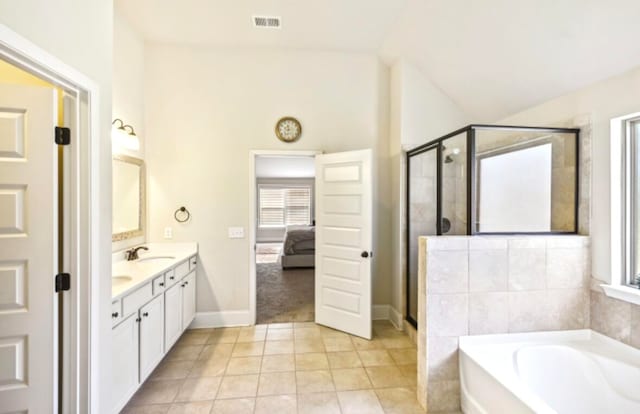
[{"xmin": 112, "ymin": 155, "xmax": 145, "ymax": 241}]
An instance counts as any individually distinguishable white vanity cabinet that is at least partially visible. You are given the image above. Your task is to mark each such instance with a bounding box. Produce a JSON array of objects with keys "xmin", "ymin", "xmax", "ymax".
[
  {"xmin": 164, "ymin": 280, "xmax": 183, "ymax": 350},
  {"xmin": 111, "ymin": 313, "xmax": 139, "ymax": 413},
  {"xmin": 182, "ymin": 272, "xmax": 196, "ymax": 329},
  {"xmin": 111, "ymin": 253, "xmax": 198, "ymax": 414},
  {"xmin": 139, "ymin": 294, "xmax": 165, "ymax": 382}
]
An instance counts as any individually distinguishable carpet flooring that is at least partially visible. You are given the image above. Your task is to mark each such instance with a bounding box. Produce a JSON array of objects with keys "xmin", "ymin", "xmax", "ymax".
[{"xmin": 256, "ymin": 262, "xmax": 314, "ymax": 324}]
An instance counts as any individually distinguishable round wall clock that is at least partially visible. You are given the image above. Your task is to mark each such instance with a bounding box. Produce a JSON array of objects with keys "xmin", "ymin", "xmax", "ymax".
[{"xmin": 275, "ymin": 116, "xmax": 302, "ymax": 143}]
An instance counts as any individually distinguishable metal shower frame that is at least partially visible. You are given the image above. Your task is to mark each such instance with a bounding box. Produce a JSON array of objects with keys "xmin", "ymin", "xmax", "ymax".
[{"xmin": 404, "ymin": 124, "xmax": 580, "ymax": 328}]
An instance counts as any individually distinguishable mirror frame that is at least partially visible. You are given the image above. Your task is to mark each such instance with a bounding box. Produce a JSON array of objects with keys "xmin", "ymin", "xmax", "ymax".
[{"xmin": 112, "ymin": 154, "xmax": 146, "ymax": 242}]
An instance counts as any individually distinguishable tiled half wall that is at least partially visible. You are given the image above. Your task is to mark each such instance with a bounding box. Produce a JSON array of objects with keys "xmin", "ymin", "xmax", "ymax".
[{"xmin": 416, "ymin": 235, "xmax": 591, "ymax": 412}]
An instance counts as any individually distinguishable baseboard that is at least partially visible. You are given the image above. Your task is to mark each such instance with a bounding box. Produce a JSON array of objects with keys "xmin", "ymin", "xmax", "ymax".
[
  {"xmin": 372, "ymin": 304, "xmax": 389, "ymax": 320},
  {"xmin": 372, "ymin": 305, "xmax": 403, "ymax": 330},
  {"xmin": 388, "ymin": 306, "xmax": 403, "ymax": 329},
  {"xmin": 193, "ymin": 307, "xmax": 402, "ymax": 329},
  {"xmin": 191, "ymin": 310, "xmax": 251, "ymax": 328}
]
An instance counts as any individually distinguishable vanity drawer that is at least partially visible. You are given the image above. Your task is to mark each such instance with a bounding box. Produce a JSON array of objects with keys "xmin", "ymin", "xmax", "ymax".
[
  {"xmin": 174, "ymin": 260, "xmax": 190, "ymax": 280},
  {"xmin": 111, "ymin": 299, "xmax": 122, "ymax": 327},
  {"xmin": 165, "ymin": 269, "xmax": 177, "ymax": 287},
  {"xmin": 153, "ymin": 275, "xmax": 165, "ymax": 294},
  {"xmin": 122, "ymin": 282, "xmax": 153, "ymax": 318},
  {"xmin": 189, "ymin": 255, "xmax": 197, "ymax": 271}
]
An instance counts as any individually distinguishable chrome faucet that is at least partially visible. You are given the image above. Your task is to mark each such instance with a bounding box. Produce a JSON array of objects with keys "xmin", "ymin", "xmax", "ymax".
[{"xmin": 125, "ymin": 246, "xmax": 148, "ymax": 261}]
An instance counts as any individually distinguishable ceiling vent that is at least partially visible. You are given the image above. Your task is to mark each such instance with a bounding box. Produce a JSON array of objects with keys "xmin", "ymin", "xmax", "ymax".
[{"xmin": 252, "ymin": 15, "xmax": 281, "ymax": 29}]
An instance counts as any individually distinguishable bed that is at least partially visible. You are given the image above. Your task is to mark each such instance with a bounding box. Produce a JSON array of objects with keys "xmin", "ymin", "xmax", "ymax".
[{"xmin": 281, "ymin": 225, "xmax": 315, "ymax": 269}]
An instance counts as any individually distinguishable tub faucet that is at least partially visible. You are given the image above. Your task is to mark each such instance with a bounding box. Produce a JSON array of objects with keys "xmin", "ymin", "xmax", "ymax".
[{"xmin": 125, "ymin": 246, "xmax": 148, "ymax": 261}]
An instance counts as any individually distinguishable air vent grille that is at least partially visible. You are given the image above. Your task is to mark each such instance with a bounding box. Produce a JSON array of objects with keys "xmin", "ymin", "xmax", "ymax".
[{"xmin": 253, "ymin": 15, "xmax": 281, "ymax": 29}]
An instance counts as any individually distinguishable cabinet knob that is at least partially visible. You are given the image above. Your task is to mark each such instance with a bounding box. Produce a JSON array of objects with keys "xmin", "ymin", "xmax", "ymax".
[
  {"xmin": 112, "ymin": 312, "xmax": 119, "ymax": 318},
  {"xmin": 170, "ymin": 276, "xmax": 175, "ymax": 280},
  {"xmin": 135, "ymin": 317, "xmax": 141, "ymax": 322},
  {"xmin": 143, "ymin": 312, "xmax": 149, "ymax": 317},
  {"xmin": 159, "ymin": 282, "xmax": 165, "ymax": 287},
  {"xmin": 185, "ymin": 281, "xmax": 189, "ymax": 285}
]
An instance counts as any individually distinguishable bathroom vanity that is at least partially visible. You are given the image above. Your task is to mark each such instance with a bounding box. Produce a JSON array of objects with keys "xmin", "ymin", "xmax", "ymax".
[{"xmin": 111, "ymin": 243, "xmax": 198, "ymax": 413}]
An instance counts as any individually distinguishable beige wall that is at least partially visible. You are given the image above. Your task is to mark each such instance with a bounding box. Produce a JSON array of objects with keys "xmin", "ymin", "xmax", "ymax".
[
  {"xmin": 112, "ymin": 11, "xmax": 146, "ymax": 252},
  {"xmin": 498, "ymin": 66, "xmax": 640, "ymax": 284},
  {"xmin": 389, "ymin": 60, "xmax": 470, "ymax": 319},
  {"xmin": 144, "ymin": 45, "xmax": 391, "ymax": 314},
  {"xmin": 0, "ymin": 1, "xmax": 114, "ymax": 411}
]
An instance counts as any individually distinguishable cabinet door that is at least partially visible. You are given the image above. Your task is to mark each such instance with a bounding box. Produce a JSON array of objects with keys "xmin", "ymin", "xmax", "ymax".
[
  {"xmin": 165, "ymin": 281, "xmax": 183, "ymax": 350},
  {"xmin": 139, "ymin": 294, "xmax": 165, "ymax": 381},
  {"xmin": 112, "ymin": 314, "xmax": 139, "ymax": 413},
  {"xmin": 182, "ymin": 271, "xmax": 196, "ymax": 330}
]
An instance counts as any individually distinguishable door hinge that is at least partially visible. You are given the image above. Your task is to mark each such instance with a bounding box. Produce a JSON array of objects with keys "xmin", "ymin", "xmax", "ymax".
[
  {"xmin": 55, "ymin": 273, "xmax": 71, "ymax": 292},
  {"xmin": 55, "ymin": 126, "xmax": 71, "ymax": 145}
]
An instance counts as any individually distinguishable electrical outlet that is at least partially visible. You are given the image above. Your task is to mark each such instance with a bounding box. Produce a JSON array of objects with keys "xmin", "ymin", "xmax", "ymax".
[
  {"xmin": 228, "ymin": 227, "xmax": 245, "ymax": 239},
  {"xmin": 164, "ymin": 227, "xmax": 173, "ymax": 239}
]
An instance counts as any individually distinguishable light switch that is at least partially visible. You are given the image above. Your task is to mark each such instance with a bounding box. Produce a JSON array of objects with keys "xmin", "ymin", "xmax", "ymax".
[
  {"xmin": 164, "ymin": 227, "xmax": 173, "ymax": 239},
  {"xmin": 228, "ymin": 227, "xmax": 245, "ymax": 239}
]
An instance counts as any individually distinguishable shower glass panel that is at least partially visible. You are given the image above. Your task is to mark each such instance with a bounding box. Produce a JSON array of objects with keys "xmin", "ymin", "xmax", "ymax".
[
  {"xmin": 441, "ymin": 133, "xmax": 467, "ymax": 235},
  {"xmin": 405, "ymin": 124, "xmax": 579, "ymax": 329},
  {"xmin": 406, "ymin": 146, "xmax": 438, "ymax": 327},
  {"xmin": 474, "ymin": 129, "xmax": 578, "ymax": 233}
]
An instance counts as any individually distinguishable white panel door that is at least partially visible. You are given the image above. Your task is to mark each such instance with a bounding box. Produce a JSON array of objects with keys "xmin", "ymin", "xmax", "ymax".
[
  {"xmin": 315, "ymin": 149, "xmax": 372, "ymax": 339},
  {"xmin": 139, "ymin": 294, "xmax": 165, "ymax": 382},
  {"xmin": 0, "ymin": 83, "xmax": 57, "ymax": 413}
]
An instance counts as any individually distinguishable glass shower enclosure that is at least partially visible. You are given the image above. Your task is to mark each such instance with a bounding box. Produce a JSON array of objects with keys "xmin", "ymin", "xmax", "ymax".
[{"xmin": 405, "ymin": 125, "xmax": 580, "ymax": 328}]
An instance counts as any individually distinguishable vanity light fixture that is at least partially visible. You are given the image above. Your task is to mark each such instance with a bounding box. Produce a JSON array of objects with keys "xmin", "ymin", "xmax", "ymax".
[{"xmin": 112, "ymin": 118, "xmax": 141, "ymax": 152}]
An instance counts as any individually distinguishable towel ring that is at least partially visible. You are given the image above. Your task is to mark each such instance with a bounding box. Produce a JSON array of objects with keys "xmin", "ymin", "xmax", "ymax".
[{"xmin": 174, "ymin": 206, "xmax": 191, "ymax": 223}]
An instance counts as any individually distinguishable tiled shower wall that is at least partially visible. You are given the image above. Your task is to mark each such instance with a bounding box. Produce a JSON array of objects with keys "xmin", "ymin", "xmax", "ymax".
[{"xmin": 416, "ymin": 235, "xmax": 591, "ymax": 412}]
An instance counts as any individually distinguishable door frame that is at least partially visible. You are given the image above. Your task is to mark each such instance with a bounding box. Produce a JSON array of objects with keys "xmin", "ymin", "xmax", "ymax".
[
  {"xmin": 0, "ymin": 24, "xmax": 101, "ymax": 413},
  {"xmin": 248, "ymin": 149, "xmax": 321, "ymax": 325}
]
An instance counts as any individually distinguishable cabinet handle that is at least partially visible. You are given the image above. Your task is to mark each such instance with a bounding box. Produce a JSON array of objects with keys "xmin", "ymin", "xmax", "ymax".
[
  {"xmin": 143, "ymin": 312, "xmax": 149, "ymax": 317},
  {"xmin": 159, "ymin": 282, "xmax": 165, "ymax": 287},
  {"xmin": 112, "ymin": 312, "xmax": 119, "ymax": 318}
]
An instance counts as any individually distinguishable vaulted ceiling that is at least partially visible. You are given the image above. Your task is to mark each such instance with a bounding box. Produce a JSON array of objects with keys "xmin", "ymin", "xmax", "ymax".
[{"xmin": 116, "ymin": 0, "xmax": 640, "ymax": 121}]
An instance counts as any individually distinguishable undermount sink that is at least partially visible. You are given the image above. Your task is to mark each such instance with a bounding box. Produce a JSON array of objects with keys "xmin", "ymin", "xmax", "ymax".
[
  {"xmin": 112, "ymin": 275, "xmax": 133, "ymax": 286},
  {"xmin": 137, "ymin": 256, "xmax": 176, "ymax": 263}
]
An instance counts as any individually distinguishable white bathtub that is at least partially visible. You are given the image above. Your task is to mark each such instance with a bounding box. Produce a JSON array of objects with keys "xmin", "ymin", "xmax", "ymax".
[{"xmin": 459, "ymin": 330, "xmax": 640, "ymax": 414}]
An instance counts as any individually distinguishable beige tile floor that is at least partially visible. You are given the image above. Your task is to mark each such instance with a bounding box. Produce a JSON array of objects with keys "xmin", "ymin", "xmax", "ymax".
[{"xmin": 122, "ymin": 321, "xmax": 427, "ymax": 414}]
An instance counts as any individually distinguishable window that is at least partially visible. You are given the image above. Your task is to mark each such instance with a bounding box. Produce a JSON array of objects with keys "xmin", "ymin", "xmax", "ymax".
[
  {"xmin": 625, "ymin": 117, "xmax": 640, "ymax": 287},
  {"xmin": 258, "ymin": 186, "xmax": 312, "ymax": 227}
]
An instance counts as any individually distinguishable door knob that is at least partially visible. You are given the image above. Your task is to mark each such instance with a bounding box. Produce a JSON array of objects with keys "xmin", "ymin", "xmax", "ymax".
[{"xmin": 361, "ymin": 251, "xmax": 369, "ymax": 258}]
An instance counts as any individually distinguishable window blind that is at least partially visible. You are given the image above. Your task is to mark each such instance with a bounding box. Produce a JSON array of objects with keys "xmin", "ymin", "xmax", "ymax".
[{"xmin": 259, "ymin": 186, "xmax": 311, "ymax": 227}]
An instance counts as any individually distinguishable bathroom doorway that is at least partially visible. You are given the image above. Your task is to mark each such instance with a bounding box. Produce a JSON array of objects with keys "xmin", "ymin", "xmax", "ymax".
[
  {"xmin": 251, "ymin": 152, "xmax": 319, "ymax": 324},
  {"xmin": 0, "ymin": 30, "xmax": 100, "ymax": 413}
]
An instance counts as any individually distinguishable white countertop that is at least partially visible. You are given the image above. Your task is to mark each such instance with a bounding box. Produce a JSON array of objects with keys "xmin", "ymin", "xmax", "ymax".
[{"xmin": 112, "ymin": 242, "xmax": 198, "ymax": 300}]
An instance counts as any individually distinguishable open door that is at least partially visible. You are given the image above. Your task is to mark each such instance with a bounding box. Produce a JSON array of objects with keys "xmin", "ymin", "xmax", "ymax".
[
  {"xmin": 0, "ymin": 83, "xmax": 58, "ymax": 412},
  {"xmin": 315, "ymin": 149, "xmax": 372, "ymax": 339}
]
